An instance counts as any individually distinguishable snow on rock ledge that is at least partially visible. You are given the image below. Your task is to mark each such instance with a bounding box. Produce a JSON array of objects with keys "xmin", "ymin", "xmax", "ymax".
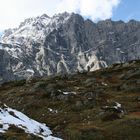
[{"xmin": 0, "ymin": 103, "xmax": 62, "ymax": 140}]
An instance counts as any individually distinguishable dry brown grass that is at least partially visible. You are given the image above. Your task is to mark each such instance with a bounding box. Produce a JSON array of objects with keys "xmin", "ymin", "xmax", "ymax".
[{"xmin": 0, "ymin": 60, "xmax": 140, "ymax": 139}]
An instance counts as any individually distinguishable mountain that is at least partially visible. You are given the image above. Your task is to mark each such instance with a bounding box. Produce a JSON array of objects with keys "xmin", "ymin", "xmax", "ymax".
[
  {"xmin": 0, "ymin": 12, "xmax": 140, "ymax": 83},
  {"xmin": 0, "ymin": 60, "xmax": 140, "ymax": 139}
]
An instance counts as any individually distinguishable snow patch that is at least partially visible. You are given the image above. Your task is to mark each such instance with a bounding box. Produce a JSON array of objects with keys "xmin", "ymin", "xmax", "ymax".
[
  {"xmin": 58, "ymin": 90, "xmax": 76, "ymax": 95},
  {"xmin": 48, "ymin": 108, "xmax": 58, "ymax": 114},
  {"xmin": 101, "ymin": 82, "xmax": 108, "ymax": 86},
  {"xmin": 0, "ymin": 103, "xmax": 62, "ymax": 140},
  {"xmin": 114, "ymin": 102, "xmax": 121, "ymax": 108},
  {"xmin": 63, "ymin": 91, "xmax": 76, "ymax": 95},
  {"xmin": 26, "ymin": 69, "xmax": 34, "ymax": 74}
]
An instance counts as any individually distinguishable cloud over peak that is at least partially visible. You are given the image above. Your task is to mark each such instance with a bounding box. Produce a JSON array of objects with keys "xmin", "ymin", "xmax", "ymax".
[
  {"xmin": 57, "ymin": 0, "xmax": 121, "ymax": 21},
  {"xmin": 0, "ymin": 0, "xmax": 121, "ymax": 30}
]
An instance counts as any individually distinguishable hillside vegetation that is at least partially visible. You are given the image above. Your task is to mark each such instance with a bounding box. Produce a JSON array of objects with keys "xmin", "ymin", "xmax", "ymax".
[{"xmin": 0, "ymin": 60, "xmax": 140, "ymax": 140}]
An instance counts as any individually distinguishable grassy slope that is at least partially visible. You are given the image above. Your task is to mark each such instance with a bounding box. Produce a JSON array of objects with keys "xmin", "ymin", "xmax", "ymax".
[{"xmin": 0, "ymin": 60, "xmax": 140, "ymax": 140}]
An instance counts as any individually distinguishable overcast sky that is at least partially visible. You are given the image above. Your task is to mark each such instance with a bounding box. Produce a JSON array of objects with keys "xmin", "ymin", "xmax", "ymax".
[{"xmin": 0, "ymin": 0, "xmax": 139, "ymax": 31}]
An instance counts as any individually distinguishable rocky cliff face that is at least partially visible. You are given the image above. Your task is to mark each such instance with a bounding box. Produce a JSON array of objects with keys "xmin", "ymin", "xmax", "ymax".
[{"xmin": 0, "ymin": 12, "xmax": 140, "ymax": 82}]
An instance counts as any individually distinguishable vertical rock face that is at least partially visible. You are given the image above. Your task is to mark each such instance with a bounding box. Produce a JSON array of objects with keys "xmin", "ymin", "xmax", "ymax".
[
  {"xmin": 0, "ymin": 49, "xmax": 15, "ymax": 83},
  {"xmin": 0, "ymin": 12, "xmax": 140, "ymax": 82}
]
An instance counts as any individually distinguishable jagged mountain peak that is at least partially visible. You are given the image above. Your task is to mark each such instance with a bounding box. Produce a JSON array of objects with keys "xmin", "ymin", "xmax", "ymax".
[
  {"xmin": 128, "ymin": 19, "xmax": 140, "ymax": 23},
  {"xmin": 17, "ymin": 14, "xmax": 50, "ymax": 29},
  {"xmin": 40, "ymin": 13, "xmax": 50, "ymax": 19},
  {"xmin": 52, "ymin": 12, "xmax": 72, "ymax": 18},
  {"xmin": 1, "ymin": 12, "xmax": 73, "ymax": 45}
]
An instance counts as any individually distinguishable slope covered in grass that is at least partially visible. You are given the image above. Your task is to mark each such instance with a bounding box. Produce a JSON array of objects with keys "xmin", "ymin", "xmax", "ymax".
[{"xmin": 0, "ymin": 60, "xmax": 140, "ymax": 139}]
